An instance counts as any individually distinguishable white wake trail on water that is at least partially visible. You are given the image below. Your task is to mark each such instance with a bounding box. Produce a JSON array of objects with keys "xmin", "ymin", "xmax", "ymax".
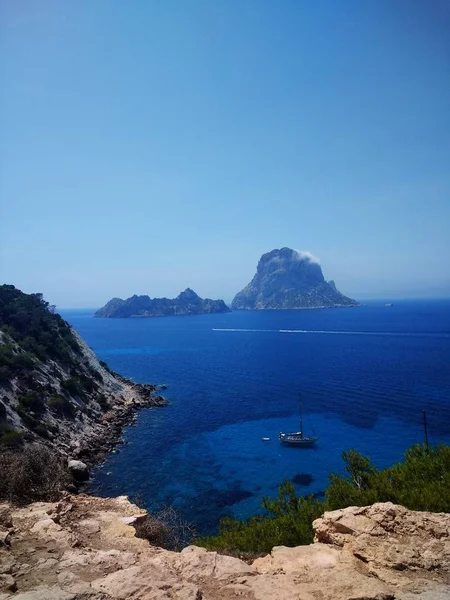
[{"xmin": 212, "ymin": 328, "xmax": 449, "ymax": 338}]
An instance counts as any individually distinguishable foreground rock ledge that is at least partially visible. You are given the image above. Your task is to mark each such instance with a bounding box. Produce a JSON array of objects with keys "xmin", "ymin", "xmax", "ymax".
[{"xmin": 0, "ymin": 498, "xmax": 448, "ymax": 600}]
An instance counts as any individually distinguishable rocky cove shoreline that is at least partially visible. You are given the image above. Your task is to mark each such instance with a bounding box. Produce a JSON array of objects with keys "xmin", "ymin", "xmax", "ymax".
[{"xmin": 63, "ymin": 376, "xmax": 168, "ymax": 478}]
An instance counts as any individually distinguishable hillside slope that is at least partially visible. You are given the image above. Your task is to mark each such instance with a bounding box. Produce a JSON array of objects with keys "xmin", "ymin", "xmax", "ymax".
[{"xmin": 0, "ymin": 285, "xmax": 166, "ymax": 460}]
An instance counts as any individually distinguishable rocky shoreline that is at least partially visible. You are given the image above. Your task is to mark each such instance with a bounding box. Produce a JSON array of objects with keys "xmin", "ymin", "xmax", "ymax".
[
  {"xmin": 66, "ymin": 376, "xmax": 168, "ymax": 474},
  {"xmin": 0, "ymin": 314, "xmax": 169, "ymax": 485}
]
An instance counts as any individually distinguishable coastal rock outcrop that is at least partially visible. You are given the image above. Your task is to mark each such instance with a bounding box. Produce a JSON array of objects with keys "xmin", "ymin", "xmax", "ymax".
[
  {"xmin": 0, "ymin": 497, "xmax": 448, "ymax": 599},
  {"xmin": 67, "ymin": 460, "xmax": 89, "ymax": 482},
  {"xmin": 95, "ymin": 288, "xmax": 230, "ymax": 318},
  {"xmin": 232, "ymin": 247, "xmax": 358, "ymax": 310},
  {"xmin": 0, "ymin": 285, "xmax": 167, "ymax": 464}
]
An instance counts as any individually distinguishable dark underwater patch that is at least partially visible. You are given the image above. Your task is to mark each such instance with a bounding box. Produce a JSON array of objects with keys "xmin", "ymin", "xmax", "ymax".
[
  {"xmin": 292, "ymin": 473, "xmax": 314, "ymax": 486},
  {"xmin": 213, "ymin": 488, "xmax": 254, "ymax": 508},
  {"xmin": 183, "ymin": 486, "xmax": 255, "ymax": 535}
]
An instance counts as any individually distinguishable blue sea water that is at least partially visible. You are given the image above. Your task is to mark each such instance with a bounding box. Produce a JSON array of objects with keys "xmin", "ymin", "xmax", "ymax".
[{"xmin": 61, "ymin": 300, "xmax": 450, "ymax": 535}]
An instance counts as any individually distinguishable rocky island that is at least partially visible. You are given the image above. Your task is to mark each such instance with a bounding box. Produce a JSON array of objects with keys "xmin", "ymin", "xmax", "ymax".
[
  {"xmin": 96, "ymin": 288, "xmax": 230, "ymax": 318},
  {"xmin": 232, "ymin": 247, "xmax": 358, "ymax": 310}
]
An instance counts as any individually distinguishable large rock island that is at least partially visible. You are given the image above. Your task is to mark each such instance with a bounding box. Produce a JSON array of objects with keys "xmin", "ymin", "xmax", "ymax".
[
  {"xmin": 232, "ymin": 247, "xmax": 358, "ymax": 310},
  {"xmin": 96, "ymin": 288, "xmax": 230, "ymax": 318}
]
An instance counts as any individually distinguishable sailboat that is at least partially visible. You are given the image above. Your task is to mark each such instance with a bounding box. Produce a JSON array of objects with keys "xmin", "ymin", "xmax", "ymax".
[{"xmin": 279, "ymin": 392, "xmax": 318, "ymax": 446}]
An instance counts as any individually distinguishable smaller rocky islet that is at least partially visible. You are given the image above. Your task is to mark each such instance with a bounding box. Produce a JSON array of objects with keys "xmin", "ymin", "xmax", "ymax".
[{"xmin": 95, "ymin": 288, "xmax": 230, "ymax": 318}]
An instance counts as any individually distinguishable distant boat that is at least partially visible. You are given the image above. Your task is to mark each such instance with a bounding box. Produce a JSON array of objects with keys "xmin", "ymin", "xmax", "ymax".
[
  {"xmin": 385, "ymin": 303, "xmax": 393, "ymax": 307},
  {"xmin": 279, "ymin": 392, "xmax": 318, "ymax": 447},
  {"xmin": 261, "ymin": 437, "xmax": 271, "ymax": 442}
]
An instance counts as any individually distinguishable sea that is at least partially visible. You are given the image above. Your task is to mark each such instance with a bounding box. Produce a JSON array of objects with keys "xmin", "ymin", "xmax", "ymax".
[{"xmin": 61, "ymin": 300, "xmax": 450, "ymax": 535}]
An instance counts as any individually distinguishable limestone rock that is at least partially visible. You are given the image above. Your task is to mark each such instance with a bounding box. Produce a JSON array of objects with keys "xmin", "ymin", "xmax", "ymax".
[
  {"xmin": 0, "ymin": 507, "xmax": 12, "ymax": 529},
  {"xmin": 30, "ymin": 518, "xmax": 62, "ymax": 534},
  {"xmin": 11, "ymin": 587, "xmax": 75, "ymax": 600},
  {"xmin": 176, "ymin": 545, "xmax": 256, "ymax": 580},
  {"xmin": 253, "ymin": 543, "xmax": 340, "ymax": 574},
  {"xmin": 2, "ymin": 496, "xmax": 449, "ymax": 600},
  {"xmin": 0, "ymin": 530, "xmax": 11, "ymax": 547},
  {"xmin": 232, "ymin": 247, "xmax": 358, "ymax": 310},
  {"xmin": 0, "ymin": 553, "xmax": 15, "ymax": 575},
  {"xmin": 67, "ymin": 460, "xmax": 89, "ymax": 481},
  {"xmin": 0, "ymin": 574, "xmax": 16, "ymax": 593}
]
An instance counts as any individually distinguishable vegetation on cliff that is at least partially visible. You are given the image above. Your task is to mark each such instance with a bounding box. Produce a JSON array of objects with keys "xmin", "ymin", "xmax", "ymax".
[
  {"xmin": 0, "ymin": 444, "xmax": 70, "ymax": 504},
  {"xmin": 0, "ymin": 285, "xmax": 169, "ymax": 508},
  {"xmin": 197, "ymin": 443, "xmax": 450, "ymax": 555},
  {"xmin": 0, "ymin": 285, "xmax": 116, "ymax": 446}
]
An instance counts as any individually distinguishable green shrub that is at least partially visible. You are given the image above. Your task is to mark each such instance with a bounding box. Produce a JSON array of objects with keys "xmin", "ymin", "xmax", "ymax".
[
  {"xmin": 17, "ymin": 392, "xmax": 46, "ymax": 415},
  {"xmin": 89, "ymin": 366, "xmax": 103, "ymax": 382},
  {"xmin": 16, "ymin": 407, "xmax": 39, "ymax": 429},
  {"xmin": 97, "ymin": 394, "xmax": 109, "ymax": 410},
  {"xmin": 0, "ymin": 423, "xmax": 24, "ymax": 448},
  {"xmin": 196, "ymin": 481, "xmax": 324, "ymax": 556},
  {"xmin": 32, "ymin": 423, "xmax": 51, "ymax": 439},
  {"xmin": 11, "ymin": 353, "xmax": 35, "ymax": 370},
  {"xmin": 0, "ymin": 365, "xmax": 12, "ymax": 383},
  {"xmin": 62, "ymin": 377, "xmax": 84, "ymax": 397},
  {"xmin": 48, "ymin": 395, "xmax": 76, "ymax": 418},
  {"xmin": 0, "ymin": 285, "xmax": 83, "ymax": 384},
  {"xmin": 134, "ymin": 506, "xmax": 196, "ymax": 551},
  {"xmin": 79, "ymin": 374, "xmax": 96, "ymax": 393},
  {"xmin": 326, "ymin": 444, "xmax": 450, "ymax": 513},
  {"xmin": 198, "ymin": 443, "xmax": 450, "ymax": 557},
  {"xmin": 0, "ymin": 346, "xmax": 35, "ymax": 379},
  {"xmin": 99, "ymin": 360, "xmax": 113, "ymax": 374},
  {"xmin": 0, "ymin": 444, "xmax": 70, "ymax": 503}
]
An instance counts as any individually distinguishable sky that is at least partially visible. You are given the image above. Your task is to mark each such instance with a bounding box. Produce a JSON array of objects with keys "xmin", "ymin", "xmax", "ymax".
[{"xmin": 1, "ymin": 0, "xmax": 449, "ymax": 307}]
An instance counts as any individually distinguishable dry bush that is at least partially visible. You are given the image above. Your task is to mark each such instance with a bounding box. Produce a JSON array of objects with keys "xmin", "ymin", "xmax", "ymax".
[
  {"xmin": 0, "ymin": 443, "xmax": 70, "ymax": 504},
  {"xmin": 134, "ymin": 506, "xmax": 196, "ymax": 551}
]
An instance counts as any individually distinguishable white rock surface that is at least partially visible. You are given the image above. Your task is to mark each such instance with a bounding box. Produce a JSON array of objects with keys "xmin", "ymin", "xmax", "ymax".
[{"xmin": 1, "ymin": 495, "xmax": 448, "ymax": 600}]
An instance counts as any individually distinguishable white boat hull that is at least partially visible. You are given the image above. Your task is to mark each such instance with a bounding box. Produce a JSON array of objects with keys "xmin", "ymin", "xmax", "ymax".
[{"xmin": 279, "ymin": 432, "xmax": 318, "ymax": 446}]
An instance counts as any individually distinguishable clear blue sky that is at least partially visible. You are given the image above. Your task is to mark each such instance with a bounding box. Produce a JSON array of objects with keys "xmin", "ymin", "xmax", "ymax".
[{"xmin": 1, "ymin": 0, "xmax": 449, "ymax": 307}]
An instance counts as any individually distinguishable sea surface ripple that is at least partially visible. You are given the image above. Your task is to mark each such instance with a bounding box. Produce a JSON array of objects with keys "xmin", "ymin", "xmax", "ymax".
[{"xmin": 62, "ymin": 300, "xmax": 450, "ymax": 534}]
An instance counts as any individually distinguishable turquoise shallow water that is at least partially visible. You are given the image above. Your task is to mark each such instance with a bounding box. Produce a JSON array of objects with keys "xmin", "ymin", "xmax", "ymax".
[{"xmin": 62, "ymin": 300, "xmax": 450, "ymax": 534}]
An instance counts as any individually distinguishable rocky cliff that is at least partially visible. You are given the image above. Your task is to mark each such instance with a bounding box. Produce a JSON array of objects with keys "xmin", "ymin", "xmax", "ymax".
[
  {"xmin": 232, "ymin": 248, "xmax": 358, "ymax": 310},
  {"xmin": 0, "ymin": 497, "xmax": 448, "ymax": 599},
  {"xmin": 0, "ymin": 285, "xmax": 166, "ymax": 462},
  {"xmin": 96, "ymin": 288, "xmax": 230, "ymax": 318}
]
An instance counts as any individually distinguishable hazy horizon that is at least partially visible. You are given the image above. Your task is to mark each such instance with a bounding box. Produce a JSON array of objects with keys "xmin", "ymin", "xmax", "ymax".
[{"xmin": 1, "ymin": 1, "xmax": 449, "ymax": 307}]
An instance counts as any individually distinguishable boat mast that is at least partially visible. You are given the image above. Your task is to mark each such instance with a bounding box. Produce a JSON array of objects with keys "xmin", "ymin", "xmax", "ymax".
[{"xmin": 299, "ymin": 391, "xmax": 303, "ymax": 437}]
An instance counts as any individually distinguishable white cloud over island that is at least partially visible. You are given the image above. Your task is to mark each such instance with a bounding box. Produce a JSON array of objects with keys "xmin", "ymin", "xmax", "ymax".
[{"xmin": 294, "ymin": 250, "xmax": 320, "ymax": 264}]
